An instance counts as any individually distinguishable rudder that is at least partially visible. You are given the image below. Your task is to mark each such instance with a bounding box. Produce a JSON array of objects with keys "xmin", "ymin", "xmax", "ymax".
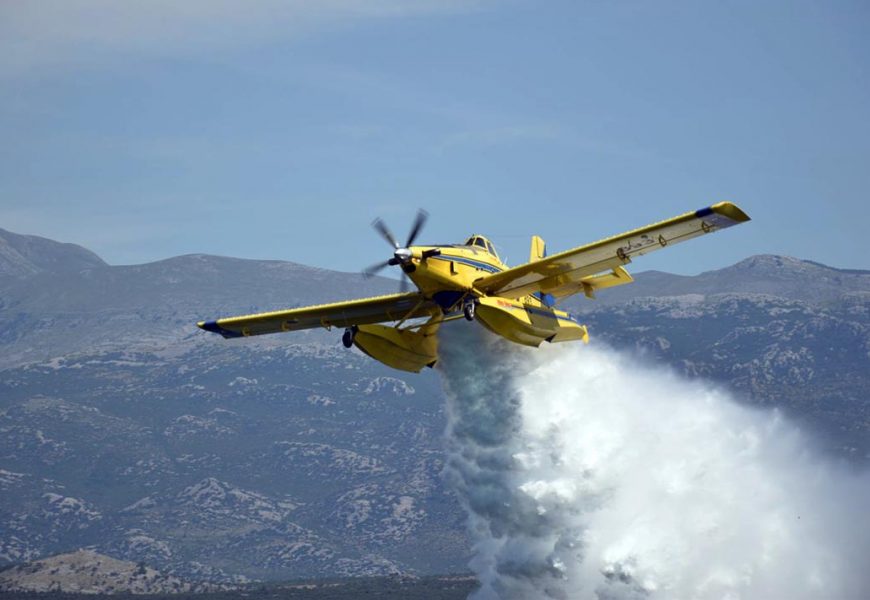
[{"xmin": 529, "ymin": 235, "xmax": 546, "ymax": 262}]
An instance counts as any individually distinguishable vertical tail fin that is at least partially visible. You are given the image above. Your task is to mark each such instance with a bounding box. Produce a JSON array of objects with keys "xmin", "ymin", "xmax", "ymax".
[
  {"xmin": 529, "ymin": 236, "xmax": 554, "ymax": 307},
  {"xmin": 529, "ymin": 235, "xmax": 546, "ymax": 262}
]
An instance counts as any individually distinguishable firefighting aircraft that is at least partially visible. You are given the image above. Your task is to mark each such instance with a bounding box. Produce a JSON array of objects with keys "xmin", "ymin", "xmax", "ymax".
[{"xmin": 198, "ymin": 202, "xmax": 749, "ymax": 372}]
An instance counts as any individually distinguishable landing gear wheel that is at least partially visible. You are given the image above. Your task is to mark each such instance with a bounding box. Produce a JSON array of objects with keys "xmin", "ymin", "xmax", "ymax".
[
  {"xmin": 463, "ymin": 300, "xmax": 476, "ymax": 321},
  {"xmin": 342, "ymin": 326, "xmax": 358, "ymax": 348}
]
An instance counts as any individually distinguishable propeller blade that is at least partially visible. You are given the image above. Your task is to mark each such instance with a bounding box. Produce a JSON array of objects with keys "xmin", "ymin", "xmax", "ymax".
[
  {"xmin": 362, "ymin": 259, "xmax": 392, "ymax": 279},
  {"xmin": 399, "ymin": 273, "xmax": 410, "ymax": 294},
  {"xmin": 372, "ymin": 218, "xmax": 400, "ymax": 249},
  {"xmin": 405, "ymin": 209, "xmax": 428, "ymax": 247}
]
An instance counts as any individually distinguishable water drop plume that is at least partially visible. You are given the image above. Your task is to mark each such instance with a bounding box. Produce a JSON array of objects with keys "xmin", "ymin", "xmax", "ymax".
[{"xmin": 436, "ymin": 325, "xmax": 870, "ymax": 599}]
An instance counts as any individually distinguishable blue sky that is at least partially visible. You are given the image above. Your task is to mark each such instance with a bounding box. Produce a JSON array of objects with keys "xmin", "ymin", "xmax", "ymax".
[{"xmin": 1, "ymin": 0, "xmax": 868, "ymax": 275}]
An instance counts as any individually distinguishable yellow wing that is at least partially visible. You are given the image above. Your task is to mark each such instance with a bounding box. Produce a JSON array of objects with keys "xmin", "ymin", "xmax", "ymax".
[
  {"xmin": 475, "ymin": 202, "xmax": 750, "ymax": 300},
  {"xmin": 197, "ymin": 292, "xmax": 437, "ymax": 339}
]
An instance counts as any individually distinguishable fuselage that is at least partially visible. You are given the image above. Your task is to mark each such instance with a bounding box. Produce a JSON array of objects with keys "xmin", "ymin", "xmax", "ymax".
[
  {"xmin": 394, "ymin": 235, "xmax": 587, "ymax": 348},
  {"xmin": 403, "ymin": 235, "xmax": 507, "ymax": 307}
]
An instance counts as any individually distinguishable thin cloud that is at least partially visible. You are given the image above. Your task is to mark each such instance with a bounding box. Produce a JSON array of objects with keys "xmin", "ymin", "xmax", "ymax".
[{"xmin": 0, "ymin": 0, "xmax": 488, "ymax": 77}]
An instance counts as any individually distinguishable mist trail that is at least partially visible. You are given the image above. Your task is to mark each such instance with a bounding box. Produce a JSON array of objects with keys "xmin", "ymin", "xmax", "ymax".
[{"xmin": 436, "ymin": 325, "xmax": 870, "ymax": 600}]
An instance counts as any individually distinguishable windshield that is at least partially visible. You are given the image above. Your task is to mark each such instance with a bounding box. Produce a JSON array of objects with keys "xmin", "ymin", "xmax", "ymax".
[{"xmin": 463, "ymin": 235, "xmax": 500, "ymax": 259}]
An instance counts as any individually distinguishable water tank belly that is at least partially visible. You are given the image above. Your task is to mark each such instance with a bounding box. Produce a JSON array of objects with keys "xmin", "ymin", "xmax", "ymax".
[
  {"xmin": 475, "ymin": 297, "xmax": 556, "ymax": 347},
  {"xmin": 354, "ymin": 324, "xmax": 438, "ymax": 372}
]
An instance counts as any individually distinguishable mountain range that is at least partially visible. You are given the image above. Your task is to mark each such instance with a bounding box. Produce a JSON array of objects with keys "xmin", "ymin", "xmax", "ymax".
[{"xmin": 1, "ymin": 228, "xmax": 868, "ymax": 583}]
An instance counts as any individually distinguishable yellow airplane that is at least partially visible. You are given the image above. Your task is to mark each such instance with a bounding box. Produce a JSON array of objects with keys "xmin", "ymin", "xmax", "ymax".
[{"xmin": 198, "ymin": 202, "xmax": 750, "ymax": 373}]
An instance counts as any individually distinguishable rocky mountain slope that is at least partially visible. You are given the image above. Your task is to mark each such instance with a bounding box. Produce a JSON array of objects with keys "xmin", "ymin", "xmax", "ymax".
[
  {"xmin": 1, "ymin": 228, "xmax": 868, "ymax": 584},
  {"xmin": 0, "ymin": 549, "xmax": 226, "ymax": 594},
  {"xmin": 569, "ymin": 254, "xmax": 870, "ymax": 307},
  {"xmin": 0, "ymin": 228, "xmax": 106, "ymax": 279},
  {"xmin": 0, "ymin": 250, "xmax": 395, "ymax": 368}
]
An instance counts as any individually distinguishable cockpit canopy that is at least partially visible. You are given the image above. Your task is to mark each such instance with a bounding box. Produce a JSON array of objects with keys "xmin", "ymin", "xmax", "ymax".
[{"xmin": 464, "ymin": 235, "xmax": 499, "ymax": 259}]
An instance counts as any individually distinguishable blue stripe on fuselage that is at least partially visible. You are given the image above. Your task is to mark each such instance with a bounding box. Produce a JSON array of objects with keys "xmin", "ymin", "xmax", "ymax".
[{"xmin": 429, "ymin": 254, "xmax": 502, "ymax": 273}]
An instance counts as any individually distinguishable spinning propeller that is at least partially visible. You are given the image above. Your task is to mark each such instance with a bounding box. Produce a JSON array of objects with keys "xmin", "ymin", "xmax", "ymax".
[{"xmin": 363, "ymin": 209, "xmax": 429, "ymax": 293}]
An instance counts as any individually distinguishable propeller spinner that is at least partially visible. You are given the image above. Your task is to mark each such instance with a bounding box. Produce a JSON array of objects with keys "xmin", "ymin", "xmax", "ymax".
[{"xmin": 363, "ymin": 209, "xmax": 429, "ymax": 292}]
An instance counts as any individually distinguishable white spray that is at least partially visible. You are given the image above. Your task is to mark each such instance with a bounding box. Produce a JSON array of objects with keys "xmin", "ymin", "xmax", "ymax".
[{"xmin": 437, "ymin": 325, "xmax": 870, "ymax": 600}]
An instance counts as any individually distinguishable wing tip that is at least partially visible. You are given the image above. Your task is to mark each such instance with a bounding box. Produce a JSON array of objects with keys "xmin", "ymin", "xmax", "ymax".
[
  {"xmin": 198, "ymin": 319, "xmax": 243, "ymax": 339},
  {"xmin": 704, "ymin": 201, "xmax": 751, "ymax": 223}
]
